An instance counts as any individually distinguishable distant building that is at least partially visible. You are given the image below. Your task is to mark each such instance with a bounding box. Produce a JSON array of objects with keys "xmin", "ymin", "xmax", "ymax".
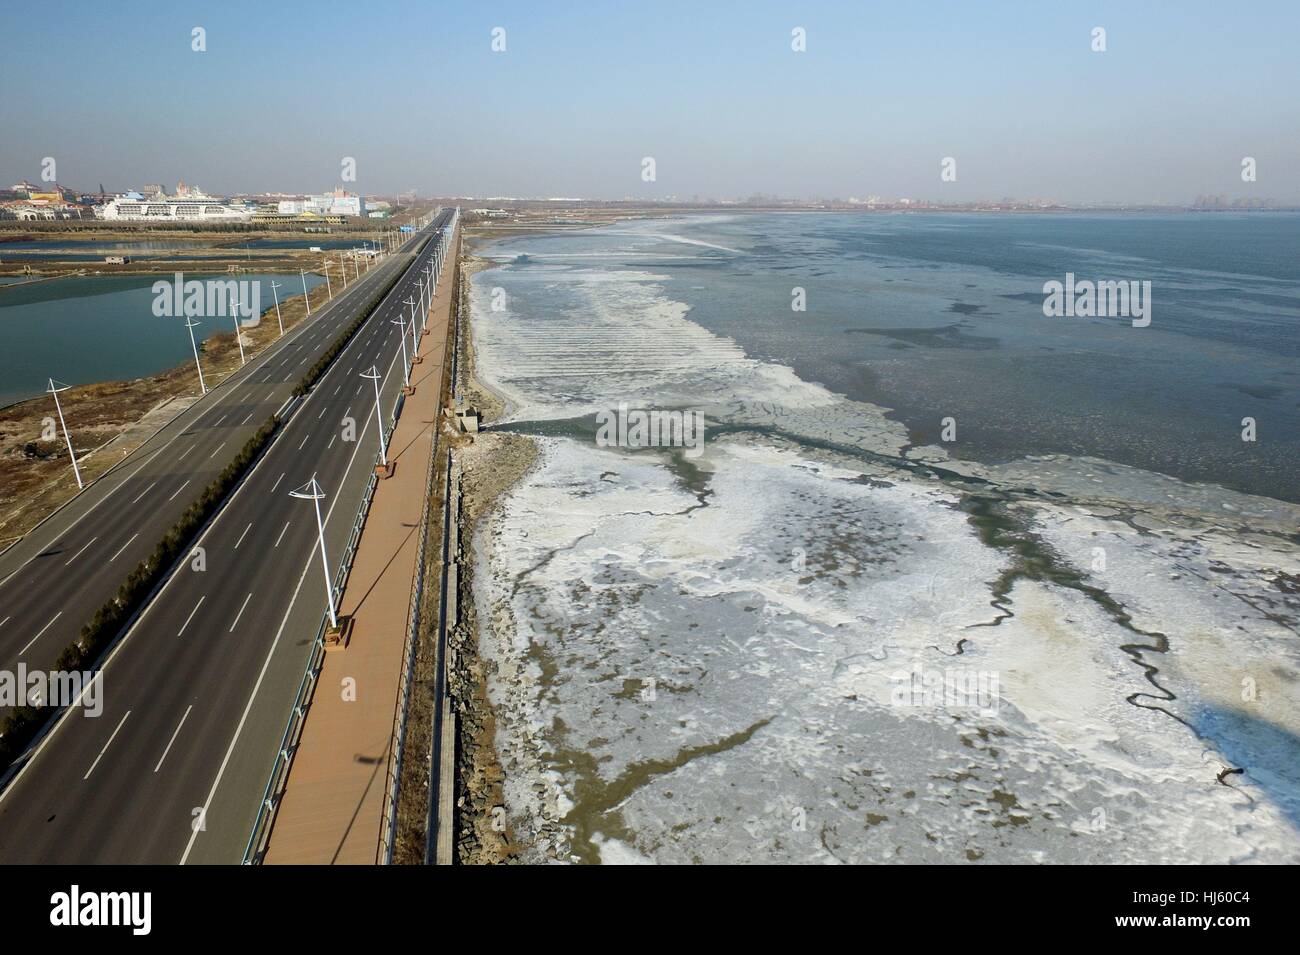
[
  {"xmin": 99, "ymin": 190, "xmax": 250, "ymax": 221},
  {"xmin": 252, "ymin": 209, "xmax": 345, "ymax": 225},
  {"xmin": 0, "ymin": 199, "xmax": 86, "ymax": 220},
  {"xmin": 308, "ymin": 188, "xmax": 365, "ymax": 217},
  {"xmin": 275, "ymin": 190, "xmax": 365, "ymax": 218}
]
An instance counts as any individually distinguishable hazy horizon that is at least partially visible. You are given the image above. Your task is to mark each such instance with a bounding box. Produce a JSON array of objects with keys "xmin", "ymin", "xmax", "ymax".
[{"xmin": 2, "ymin": 0, "xmax": 1297, "ymax": 203}]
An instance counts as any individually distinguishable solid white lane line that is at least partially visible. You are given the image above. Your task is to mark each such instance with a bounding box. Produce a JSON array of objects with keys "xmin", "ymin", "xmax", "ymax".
[
  {"xmin": 208, "ymin": 441, "xmax": 228, "ymax": 459},
  {"xmin": 229, "ymin": 592, "xmax": 253, "ymax": 632},
  {"xmin": 273, "ymin": 521, "xmax": 291, "ymax": 547},
  {"xmin": 167, "ymin": 480, "xmax": 192, "ymax": 502},
  {"xmin": 19, "ymin": 611, "xmax": 62, "ymax": 655},
  {"xmin": 178, "ymin": 595, "xmax": 205, "ymax": 636},
  {"xmin": 154, "ymin": 705, "xmax": 193, "ymax": 773},
  {"xmin": 84, "ymin": 710, "xmax": 131, "ymax": 780},
  {"xmin": 64, "ymin": 537, "xmax": 98, "ymax": 567},
  {"xmin": 234, "ymin": 522, "xmax": 253, "ymax": 549},
  {"xmin": 129, "ymin": 481, "xmax": 158, "ymax": 505},
  {"xmin": 271, "ymin": 472, "xmax": 285, "ymax": 494},
  {"xmin": 109, "ymin": 532, "xmax": 140, "ymax": 563}
]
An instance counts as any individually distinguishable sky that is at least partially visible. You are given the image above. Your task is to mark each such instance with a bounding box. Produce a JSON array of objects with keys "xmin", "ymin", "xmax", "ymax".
[{"xmin": 2, "ymin": 0, "xmax": 1297, "ymax": 203}]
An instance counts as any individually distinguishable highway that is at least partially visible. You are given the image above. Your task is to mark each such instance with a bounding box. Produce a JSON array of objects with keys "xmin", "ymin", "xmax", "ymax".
[
  {"xmin": 0, "ymin": 209, "xmax": 455, "ymax": 863},
  {"xmin": 0, "ymin": 219, "xmax": 432, "ymax": 688}
]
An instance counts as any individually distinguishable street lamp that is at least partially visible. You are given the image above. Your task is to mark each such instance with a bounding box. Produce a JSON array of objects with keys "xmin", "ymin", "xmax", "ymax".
[
  {"xmin": 270, "ymin": 281, "xmax": 284, "ymax": 336},
  {"xmin": 322, "ymin": 260, "xmax": 333, "ymax": 300},
  {"xmin": 403, "ymin": 296, "xmax": 419, "ymax": 352},
  {"xmin": 289, "ymin": 476, "xmax": 338, "ymax": 630},
  {"xmin": 300, "ymin": 268, "xmax": 312, "ymax": 316},
  {"xmin": 391, "ymin": 315, "xmax": 410, "ymax": 387},
  {"xmin": 184, "ymin": 318, "xmax": 207, "ymax": 395},
  {"xmin": 360, "ymin": 366, "xmax": 388, "ymax": 466},
  {"xmin": 229, "ymin": 291, "xmax": 247, "ymax": 365},
  {"xmin": 339, "ymin": 252, "xmax": 348, "ymax": 289},
  {"xmin": 46, "ymin": 378, "xmax": 83, "ymax": 490}
]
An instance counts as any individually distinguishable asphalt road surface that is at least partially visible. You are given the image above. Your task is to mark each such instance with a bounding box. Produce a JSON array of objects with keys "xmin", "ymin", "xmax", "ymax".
[
  {"xmin": 0, "ymin": 221, "xmax": 431, "ymax": 683},
  {"xmin": 0, "ymin": 210, "xmax": 454, "ymax": 862}
]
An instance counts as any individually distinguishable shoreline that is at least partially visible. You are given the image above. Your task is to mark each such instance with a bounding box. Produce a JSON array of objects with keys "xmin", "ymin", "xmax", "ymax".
[{"xmin": 448, "ymin": 243, "xmax": 541, "ymax": 862}]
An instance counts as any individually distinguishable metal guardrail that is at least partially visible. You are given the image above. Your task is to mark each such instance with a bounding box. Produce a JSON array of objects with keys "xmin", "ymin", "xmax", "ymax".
[{"xmin": 242, "ymin": 213, "xmax": 458, "ymax": 865}]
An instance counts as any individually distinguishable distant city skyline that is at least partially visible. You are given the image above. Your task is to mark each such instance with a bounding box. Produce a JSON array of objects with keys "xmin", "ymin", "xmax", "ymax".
[{"xmin": 2, "ymin": 0, "xmax": 1297, "ymax": 204}]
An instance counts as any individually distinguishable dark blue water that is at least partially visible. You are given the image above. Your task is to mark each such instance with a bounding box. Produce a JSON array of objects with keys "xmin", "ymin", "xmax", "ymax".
[
  {"xmin": 0, "ymin": 272, "xmax": 325, "ymax": 407},
  {"xmin": 495, "ymin": 212, "xmax": 1300, "ymax": 502}
]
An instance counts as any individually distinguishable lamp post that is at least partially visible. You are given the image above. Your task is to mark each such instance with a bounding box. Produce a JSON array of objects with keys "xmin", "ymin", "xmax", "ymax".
[
  {"xmin": 46, "ymin": 378, "xmax": 83, "ymax": 489},
  {"xmin": 229, "ymin": 291, "xmax": 247, "ymax": 365},
  {"xmin": 322, "ymin": 260, "xmax": 333, "ymax": 300},
  {"xmin": 339, "ymin": 252, "xmax": 348, "ymax": 289},
  {"xmin": 300, "ymin": 268, "xmax": 312, "ymax": 316},
  {"xmin": 361, "ymin": 366, "xmax": 387, "ymax": 466},
  {"xmin": 184, "ymin": 318, "xmax": 207, "ymax": 395},
  {"xmin": 403, "ymin": 296, "xmax": 419, "ymax": 351},
  {"xmin": 270, "ymin": 281, "xmax": 284, "ymax": 335},
  {"xmin": 391, "ymin": 316, "xmax": 410, "ymax": 387},
  {"xmin": 289, "ymin": 477, "xmax": 337, "ymax": 629}
]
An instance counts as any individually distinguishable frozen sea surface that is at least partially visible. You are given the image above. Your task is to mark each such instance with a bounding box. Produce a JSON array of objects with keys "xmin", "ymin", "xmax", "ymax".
[{"xmin": 467, "ymin": 219, "xmax": 1300, "ymax": 864}]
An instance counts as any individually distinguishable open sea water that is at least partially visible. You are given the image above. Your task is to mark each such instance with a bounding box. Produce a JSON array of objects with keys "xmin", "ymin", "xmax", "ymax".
[{"xmin": 486, "ymin": 211, "xmax": 1299, "ymax": 503}]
